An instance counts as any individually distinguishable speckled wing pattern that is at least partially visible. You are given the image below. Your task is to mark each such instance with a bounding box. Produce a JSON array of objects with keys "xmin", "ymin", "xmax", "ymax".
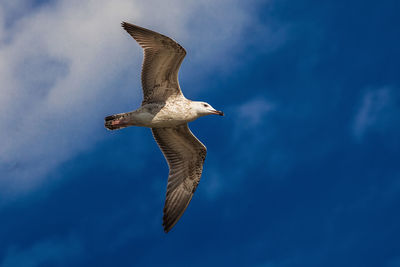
[
  {"xmin": 122, "ymin": 22, "xmax": 186, "ymax": 104},
  {"xmin": 151, "ymin": 124, "xmax": 207, "ymax": 232}
]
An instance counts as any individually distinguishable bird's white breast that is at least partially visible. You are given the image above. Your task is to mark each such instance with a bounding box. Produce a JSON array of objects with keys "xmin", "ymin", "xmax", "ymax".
[{"xmin": 132, "ymin": 98, "xmax": 197, "ymax": 128}]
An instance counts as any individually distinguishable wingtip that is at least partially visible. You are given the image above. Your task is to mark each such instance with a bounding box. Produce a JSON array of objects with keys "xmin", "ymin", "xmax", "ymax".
[{"xmin": 162, "ymin": 220, "xmax": 173, "ymax": 233}]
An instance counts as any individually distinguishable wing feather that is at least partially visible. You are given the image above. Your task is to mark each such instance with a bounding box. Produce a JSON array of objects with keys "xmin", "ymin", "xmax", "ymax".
[
  {"xmin": 122, "ymin": 22, "xmax": 186, "ymax": 104},
  {"xmin": 151, "ymin": 124, "xmax": 207, "ymax": 232}
]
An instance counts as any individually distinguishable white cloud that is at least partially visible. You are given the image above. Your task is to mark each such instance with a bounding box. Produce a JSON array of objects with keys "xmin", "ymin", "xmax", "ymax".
[{"xmin": 0, "ymin": 0, "xmax": 281, "ymax": 200}]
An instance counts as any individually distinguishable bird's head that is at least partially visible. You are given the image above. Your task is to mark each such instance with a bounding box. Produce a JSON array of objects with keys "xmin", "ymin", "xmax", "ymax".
[{"xmin": 192, "ymin": 101, "xmax": 224, "ymax": 117}]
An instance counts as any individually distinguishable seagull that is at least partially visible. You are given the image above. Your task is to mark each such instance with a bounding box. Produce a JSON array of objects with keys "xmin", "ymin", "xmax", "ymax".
[{"xmin": 105, "ymin": 22, "xmax": 224, "ymax": 233}]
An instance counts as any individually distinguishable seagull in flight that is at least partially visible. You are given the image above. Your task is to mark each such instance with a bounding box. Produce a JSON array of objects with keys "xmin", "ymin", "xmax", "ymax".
[{"xmin": 105, "ymin": 22, "xmax": 224, "ymax": 233}]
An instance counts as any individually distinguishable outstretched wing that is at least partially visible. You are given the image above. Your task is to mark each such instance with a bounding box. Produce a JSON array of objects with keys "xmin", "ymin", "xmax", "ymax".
[
  {"xmin": 122, "ymin": 22, "xmax": 186, "ymax": 104},
  {"xmin": 151, "ymin": 124, "xmax": 207, "ymax": 232}
]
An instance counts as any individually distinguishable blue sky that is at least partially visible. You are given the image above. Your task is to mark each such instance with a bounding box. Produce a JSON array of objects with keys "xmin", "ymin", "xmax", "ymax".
[{"xmin": 1, "ymin": 0, "xmax": 400, "ymax": 266}]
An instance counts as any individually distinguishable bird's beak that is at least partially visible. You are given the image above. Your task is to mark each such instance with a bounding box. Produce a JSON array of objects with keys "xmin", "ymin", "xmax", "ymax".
[{"xmin": 212, "ymin": 110, "xmax": 224, "ymax": 116}]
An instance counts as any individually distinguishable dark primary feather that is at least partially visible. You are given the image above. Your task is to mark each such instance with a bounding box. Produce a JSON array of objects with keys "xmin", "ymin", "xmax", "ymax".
[
  {"xmin": 151, "ymin": 124, "xmax": 207, "ymax": 232},
  {"xmin": 121, "ymin": 22, "xmax": 186, "ymax": 104}
]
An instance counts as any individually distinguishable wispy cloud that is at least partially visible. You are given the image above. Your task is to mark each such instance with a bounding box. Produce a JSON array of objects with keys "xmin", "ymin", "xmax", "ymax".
[
  {"xmin": 387, "ymin": 258, "xmax": 400, "ymax": 267},
  {"xmin": 199, "ymin": 97, "xmax": 278, "ymax": 199},
  {"xmin": 0, "ymin": 0, "xmax": 276, "ymax": 199},
  {"xmin": 237, "ymin": 98, "xmax": 275, "ymax": 127},
  {"xmin": 1, "ymin": 235, "xmax": 82, "ymax": 267},
  {"xmin": 351, "ymin": 87, "xmax": 398, "ymax": 141}
]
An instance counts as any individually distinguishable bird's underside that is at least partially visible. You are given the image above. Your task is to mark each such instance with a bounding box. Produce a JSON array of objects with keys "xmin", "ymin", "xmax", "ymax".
[
  {"xmin": 152, "ymin": 125, "xmax": 206, "ymax": 232},
  {"xmin": 122, "ymin": 22, "xmax": 187, "ymax": 105},
  {"xmin": 105, "ymin": 22, "xmax": 208, "ymax": 232}
]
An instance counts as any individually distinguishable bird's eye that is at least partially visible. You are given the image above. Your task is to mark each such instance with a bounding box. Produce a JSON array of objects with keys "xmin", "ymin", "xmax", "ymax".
[{"xmin": 203, "ymin": 104, "xmax": 208, "ymax": 107}]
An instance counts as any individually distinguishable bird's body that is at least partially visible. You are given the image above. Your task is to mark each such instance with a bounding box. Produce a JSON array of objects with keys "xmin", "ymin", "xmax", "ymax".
[
  {"xmin": 105, "ymin": 22, "xmax": 223, "ymax": 232},
  {"xmin": 106, "ymin": 96, "xmax": 198, "ymax": 129}
]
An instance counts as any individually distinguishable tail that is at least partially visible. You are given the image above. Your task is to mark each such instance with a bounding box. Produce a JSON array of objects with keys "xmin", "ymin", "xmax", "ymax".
[{"xmin": 104, "ymin": 113, "xmax": 130, "ymax": 130}]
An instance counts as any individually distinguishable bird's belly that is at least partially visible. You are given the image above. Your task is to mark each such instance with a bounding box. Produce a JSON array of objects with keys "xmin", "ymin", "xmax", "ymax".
[
  {"xmin": 132, "ymin": 102, "xmax": 196, "ymax": 128},
  {"xmin": 149, "ymin": 113, "xmax": 192, "ymax": 128},
  {"xmin": 134, "ymin": 112, "xmax": 193, "ymax": 128}
]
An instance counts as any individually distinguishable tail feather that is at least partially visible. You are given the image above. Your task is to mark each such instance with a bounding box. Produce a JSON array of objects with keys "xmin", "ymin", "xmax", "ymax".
[{"xmin": 104, "ymin": 114, "xmax": 129, "ymax": 130}]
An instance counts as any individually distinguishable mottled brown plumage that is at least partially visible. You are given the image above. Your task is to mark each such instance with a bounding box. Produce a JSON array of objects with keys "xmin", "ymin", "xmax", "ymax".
[
  {"xmin": 152, "ymin": 125, "xmax": 206, "ymax": 232},
  {"xmin": 122, "ymin": 22, "xmax": 186, "ymax": 105},
  {"xmin": 105, "ymin": 22, "xmax": 223, "ymax": 233}
]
